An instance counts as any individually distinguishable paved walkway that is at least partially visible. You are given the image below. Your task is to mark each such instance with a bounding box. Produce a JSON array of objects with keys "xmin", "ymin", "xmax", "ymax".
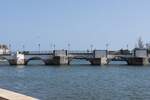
[{"xmin": 0, "ymin": 88, "xmax": 38, "ymax": 100}]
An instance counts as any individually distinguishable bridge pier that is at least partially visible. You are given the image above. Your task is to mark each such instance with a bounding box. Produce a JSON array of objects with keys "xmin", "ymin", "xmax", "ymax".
[
  {"xmin": 90, "ymin": 50, "xmax": 108, "ymax": 65},
  {"xmin": 127, "ymin": 49, "xmax": 149, "ymax": 65},
  {"xmin": 8, "ymin": 59, "xmax": 17, "ymax": 65},
  {"xmin": 52, "ymin": 50, "xmax": 69, "ymax": 65},
  {"xmin": 90, "ymin": 57, "xmax": 108, "ymax": 65},
  {"xmin": 16, "ymin": 52, "xmax": 26, "ymax": 65},
  {"xmin": 6, "ymin": 52, "xmax": 26, "ymax": 65},
  {"xmin": 44, "ymin": 59, "xmax": 54, "ymax": 65},
  {"xmin": 17, "ymin": 59, "xmax": 26, "ymax": 65},
  {"xmin": 8, "ymin": 59, "xmax": 26, "ymax": 65},
  {"xmin": 52, "ymin": 56, "xmax": 69, "ymax": 65},
  {"xmin": 127, "ymin": 57, "xmax": 149, "ymax": 65}
]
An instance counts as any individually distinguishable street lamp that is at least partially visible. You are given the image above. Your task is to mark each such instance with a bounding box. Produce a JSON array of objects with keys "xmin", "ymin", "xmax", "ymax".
[
  {"xmin": 126, "ymin": 44, "xmax": 129, "ymax": 50},
  {"xmin": 38, "ymin": 43, "xmax": 40, "ymax": 53},
  {"xmin": 106, "ymin": 43, "xmax": 109, "ymax": 50},
  {"xmin": 68, "ymin": 43, "xmax": 71, "ymax": 51},
  {"xmin": 9, "ymin": 44, "xmax": 11, "ymax": 50},
  {"xmin": 8, "ymin": 44, "xmax": 11, "ymax": 54},
  {"xmin": 53, "ymin": 44, "xmax": 56, "ymax": 50},
  {"xmin": 90, "ymin": 44, "xmax": 93, "ymax": 52}
]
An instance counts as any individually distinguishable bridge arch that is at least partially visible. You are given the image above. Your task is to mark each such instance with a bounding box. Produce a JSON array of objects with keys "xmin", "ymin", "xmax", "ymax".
[
  {"xmin": 108, "ymin": 56, "xmax": 128, "ymax": 65},
  {"xmin": 25, "ymin": 57, "xmax": 46, "ymax": 65},
  {"xmin": 68, "ymin": 57, "xmax": 91, "ymax": 65},
  {"xmin": 0, "ymin": 56, "xmax": 10, "ymax": 65}
]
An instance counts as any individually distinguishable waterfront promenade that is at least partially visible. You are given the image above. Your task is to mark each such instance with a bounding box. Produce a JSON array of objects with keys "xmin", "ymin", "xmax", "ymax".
[{"xmin": 0, "ymin": 88, "xmax": 38, "ymax": 100}]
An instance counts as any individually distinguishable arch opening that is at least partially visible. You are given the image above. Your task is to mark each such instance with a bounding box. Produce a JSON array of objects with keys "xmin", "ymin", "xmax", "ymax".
[
  {"xmin": 108, "ymin": 56, "xmax": 128, "ymax": 65},
  {"xmin": 69, "ymin": 58, "xmax": 91, "ymax": 65},
  {"xmin": 108, "ymin": 61, "xmax": 128, "ymax": 65},
  {"xmin": 0, "ymin": 57, "xmax": 10, "ymax": 65},
  {"xmin": 26, "ymin": 57, "xmax": 46, "ymax": 65}
]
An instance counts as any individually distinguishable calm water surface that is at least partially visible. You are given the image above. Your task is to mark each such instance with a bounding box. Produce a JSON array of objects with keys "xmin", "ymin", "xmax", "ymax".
[{"xmin": 0, "ymin": 61, "xmax": 150, "ymax": 100}]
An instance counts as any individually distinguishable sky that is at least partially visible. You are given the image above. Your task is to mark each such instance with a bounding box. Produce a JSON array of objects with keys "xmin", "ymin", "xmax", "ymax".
[{"xmin": 0, "ymin": 0, "xmax": 150, "ymax": 51}]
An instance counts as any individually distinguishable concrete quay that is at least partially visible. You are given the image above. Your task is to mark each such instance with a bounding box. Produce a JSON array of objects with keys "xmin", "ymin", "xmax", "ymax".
[{"xmin": 0, "ymin": 88, "xmax": 38, "ymax": 100}]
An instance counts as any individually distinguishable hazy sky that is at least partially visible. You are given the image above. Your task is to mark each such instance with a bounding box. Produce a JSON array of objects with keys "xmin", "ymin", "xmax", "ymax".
[{"xmin": 0, "ymin": 0, "xmax": 150, "ymax": 51}]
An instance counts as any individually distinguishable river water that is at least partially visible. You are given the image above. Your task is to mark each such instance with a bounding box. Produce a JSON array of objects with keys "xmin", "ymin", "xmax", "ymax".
[{"xmin": 0, "ymin": 60, "xmax": 150, "ymax": 100}]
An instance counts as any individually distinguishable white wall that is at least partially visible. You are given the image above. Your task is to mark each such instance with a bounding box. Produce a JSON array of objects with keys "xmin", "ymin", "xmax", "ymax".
[{"xmin": 135, "ymin": 50, "xmax": 147, "ymax": 57}]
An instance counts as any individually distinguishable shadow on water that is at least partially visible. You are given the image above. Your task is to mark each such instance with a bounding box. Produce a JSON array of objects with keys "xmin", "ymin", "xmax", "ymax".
[
  {"xmin": 27, "ymin": 60, "xmax": 45, "ymax": 66},
  {"xmin": 0, "ymin": 60, "xmax": 10, "ymax": 66},
  {"xmin": 69, "ymin": 59, "xmax": 91, "ymax": 65},
  {"xmin": 0, "ymin": 60, "xmax": 150, "ymax": 68},
  {"xmin": 108, "ymin": 61, "xmax": 127, "ymax": 65}
]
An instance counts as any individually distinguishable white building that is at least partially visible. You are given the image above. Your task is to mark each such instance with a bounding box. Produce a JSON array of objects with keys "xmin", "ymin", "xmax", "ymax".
[{"xmin": 0, "ymin": 44, "xmax": 10, "ymax": 54}]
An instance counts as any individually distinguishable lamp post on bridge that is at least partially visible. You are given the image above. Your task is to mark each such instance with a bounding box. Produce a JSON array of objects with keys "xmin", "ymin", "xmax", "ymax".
[
  {"xmin": 53, "ymin": 44, "xmax": 56, "ymax": 50},
  {"xmin": 67, "ymin": 43, "xmax": 71, "ymax": 51},
  {"xmin": 9, "ymin": 44, "xmax": 11, "ymax": 50},
  {"xmin": 126, "ymin": 44, "xmax": 129, "ymax": 50},
  {"xmin": 106, "ymin": 43, "xmax": 109, "ymax": 51},
  {"xmin": 90, "ymin": 44, "xmax": 93, "ymax": 52},
  {"xmin": 38, "ymin": 43, "xmax": 40, "ymax": 53},
  {"xmin": 9, "ymin": 44, "xmax": 11, "ymax": 54}
]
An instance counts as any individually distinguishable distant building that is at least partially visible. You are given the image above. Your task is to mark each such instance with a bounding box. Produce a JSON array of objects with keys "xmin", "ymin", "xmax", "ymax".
[
  {"xmin": 109, "ymin": 49, "xmax": 131, "ymax": 55},
  {"xmin": 0, "ymin": 44, "xmax": 10, "ymax": 54},
  {"xmin": 146, "ymin": 43, "xmax": 150, "ymax": 49},
  {"xmin": 135, "ymin": 37, "xmax": 145, "ymax": 49}
]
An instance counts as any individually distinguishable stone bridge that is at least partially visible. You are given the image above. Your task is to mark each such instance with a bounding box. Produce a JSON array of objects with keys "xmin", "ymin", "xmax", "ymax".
[
  {"xmin": 0, "ymin": 49, "xmax": 149, "ymax": 65},
  {"xmin": 0, "ymin": 50, "xmax": 108, "ymax": 65}
]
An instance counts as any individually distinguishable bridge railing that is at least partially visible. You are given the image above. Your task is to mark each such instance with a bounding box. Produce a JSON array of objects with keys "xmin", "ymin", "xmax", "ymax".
[
  {"xmin": 67, "ymin": 50, "xmax": 94, "ymax": 58},
  {"xmin": 68, "ymin": 50, "xmax": 93, "ymax": 54},
  {"xmin": 0, "ymin": 51, "xmax": 12, "ymax": 55},
  {"xmin": 19, "ymin": 51, "xmax": 53, "ymax": 55}
]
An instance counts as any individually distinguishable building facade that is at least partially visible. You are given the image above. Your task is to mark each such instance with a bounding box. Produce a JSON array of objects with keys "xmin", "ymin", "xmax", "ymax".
[{"xmin": 0, "ymin": 44, "xmax": 10, "ymax": 54}]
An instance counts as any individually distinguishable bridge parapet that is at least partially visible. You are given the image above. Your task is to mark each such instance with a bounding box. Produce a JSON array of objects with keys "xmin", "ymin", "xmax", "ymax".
[
  {"xmin": 53, "ymin": 50, "xmax": 67, "ymax": 56},
  {"xmin": 20, "ymin": 51, "xmax": 53, "ymax": 55},
  {"xmin": 93, "ymin": 50, "xmax": 107, "ymax": 58},
  {"xmin": 134, "ymin": 49, "xmax": 148, "ymax": 58},
  {"xmin": 89, "ymin": 50, "xmax": 108, "ymax": 65},
  {"xmin": 68, "ymin": 52, "xmax": 93, "ymax": 58},
  {"xmin": 68, "ymin": 50, "xmax": 92, "ymax": 54}
]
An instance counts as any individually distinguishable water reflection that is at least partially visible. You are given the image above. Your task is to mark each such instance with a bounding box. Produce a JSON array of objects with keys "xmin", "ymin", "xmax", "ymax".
[
  {"xmin": 16, "ymin": 65, "xmax": 25, "ymax": 69},
  {"xmin": 70, "ymin": 59, "xmax": 90, "ymax": 65},
  {"xmin": 27, "ymin": 60, "xmax": 45, "ymax": 65},
  {"xmin": 0, "ymin": 63, "xmax": 150, "ymax": 100}
]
